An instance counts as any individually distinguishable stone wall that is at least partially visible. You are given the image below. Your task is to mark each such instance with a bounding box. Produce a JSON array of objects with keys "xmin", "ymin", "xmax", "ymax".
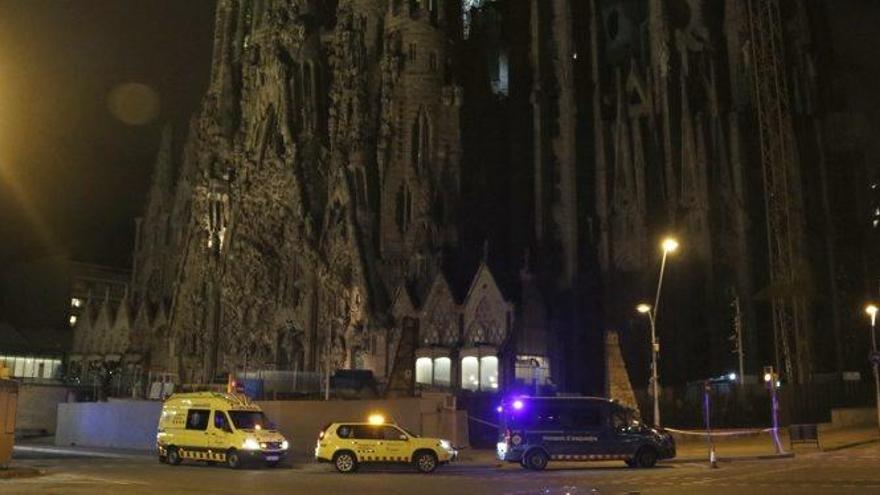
[
  {"xmin": 56, "ymin": 399, "xmax": 162, "ymax": 450},
  {"xmin": 55, "ymin": 395, "xmax": 468, "ymax": 455},
  {"xmin": 15, "ymin": 383, "xmax": 70, "ymax": 436}
]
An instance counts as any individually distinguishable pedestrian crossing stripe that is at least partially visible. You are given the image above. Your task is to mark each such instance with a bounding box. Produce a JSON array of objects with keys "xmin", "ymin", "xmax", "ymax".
[
  {"xmin": 180, "ymin": 449, "xmax": 226, "ymax": 462},
  {"xmin": 550, "ymin": 454, "xmax": 628, "ymax": 461},
  {"xmin": 360, "ymin": 455, "xmax": 410, "ymax": 462}
]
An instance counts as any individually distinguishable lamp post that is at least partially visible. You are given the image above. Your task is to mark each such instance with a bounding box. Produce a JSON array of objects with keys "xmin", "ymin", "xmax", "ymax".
[
  {"xmin": 865, "ymin": 303, "xmax": 880, "ymax": 434},
  {"xmin": 637, "ymin": 235, "xmax": 679, "ymax": 428},
  {"xmin": 637, "ymin": 303, "xmax": 660, "ymax": 428}
]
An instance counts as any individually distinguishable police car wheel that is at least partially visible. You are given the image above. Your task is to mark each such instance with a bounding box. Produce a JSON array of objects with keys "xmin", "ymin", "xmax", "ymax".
[
  {"xmin": 414, "ymin": 451, "xmax": 438, "ymax": 473},
  {"xmin": 525, "ymin": 450, "xmax": 548, "ymax": 471},
  {"xmin": 166, "ymin": 448, "xmax": 182, "ymax": 466},
  {"xmin": 334, "ymin": 451, "xmax": 357, "ymax": 473},
  {"xmin": 636, "ymin": 447, "xmax": 658, "ymax": 468},
  {"xmin": 226, "ymin": 449, "xmax": 243, "ymax": 469}
]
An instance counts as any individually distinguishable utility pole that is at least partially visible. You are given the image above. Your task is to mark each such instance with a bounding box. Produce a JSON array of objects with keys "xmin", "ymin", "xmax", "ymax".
[{"xmin": 865, "ymin": 304, "xmax": 880, "ymax": 435}]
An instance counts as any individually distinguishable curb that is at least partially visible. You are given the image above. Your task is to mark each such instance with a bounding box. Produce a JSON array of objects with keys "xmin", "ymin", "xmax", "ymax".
[
  {"xmin": 663, "ymin": 452, "xmax": 795, "ymax": 464},
  {"xmin": 820, "ymin": 437, "xmax": 880, "ymax": 452},
  {"xmin": 0, "ymin": 467, "xmax": 43, "ymax": 480},
  {"xmin": 13, "ymin": 445, "xmax": 151, "ymax": 460}
]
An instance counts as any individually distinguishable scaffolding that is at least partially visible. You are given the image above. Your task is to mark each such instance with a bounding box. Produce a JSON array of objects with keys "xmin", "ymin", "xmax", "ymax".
[{"xmin": 746, "ymin": 0, "xmax": 811, "ymax": 384}]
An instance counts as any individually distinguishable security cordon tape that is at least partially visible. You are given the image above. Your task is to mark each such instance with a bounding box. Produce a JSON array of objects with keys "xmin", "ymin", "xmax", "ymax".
[
  {"xmin": 665, "ymin": 427, "xmax": 778, "ymax": 437},
  {"xmin": 468, "ymin": 416, "xmax": 499, "ymax": 428}
]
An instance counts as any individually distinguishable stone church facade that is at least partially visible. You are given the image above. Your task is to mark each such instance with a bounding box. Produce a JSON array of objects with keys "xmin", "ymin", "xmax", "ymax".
[
  {"xmin": 68, "ymin": 0, "xmax": 872, "ymax": 398},
  {"xmin": 115, "ymin": 0, "xmax": 560, "ymax": 393}
]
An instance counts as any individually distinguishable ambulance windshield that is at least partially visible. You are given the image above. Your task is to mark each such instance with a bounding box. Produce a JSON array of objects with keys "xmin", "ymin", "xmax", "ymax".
[{"xmin": 228, "ymin": 411, "xmax": 274, "ymax": 430}]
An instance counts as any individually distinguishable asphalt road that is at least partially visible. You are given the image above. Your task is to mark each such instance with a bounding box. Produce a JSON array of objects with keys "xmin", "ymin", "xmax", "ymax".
[{"xmin": 4, "ymin": 444, "xmax": 880, "ymax": 495}]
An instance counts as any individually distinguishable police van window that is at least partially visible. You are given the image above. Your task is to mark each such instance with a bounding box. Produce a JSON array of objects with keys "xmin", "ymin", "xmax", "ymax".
[
  {"xmin": 186, "ymin": 409, "xmax": 210, "ymax": 431},
  {"xmin": 213, "ymin": 411, "xmax": 230, "ymax": 430},
  {"xmin": 564, "ymin": 406, "xmax": 602, "ymax": 429},
  {"xmin": 336, "ymin": 425, "xmax": 354, "ymax": 439},
  {"xmin": 610, "ymin": 409, "xmax": 628, "ymax": 430},
  {"xmin": 529, "ymin": 403, "xmax": 562, "ymax": 429}
]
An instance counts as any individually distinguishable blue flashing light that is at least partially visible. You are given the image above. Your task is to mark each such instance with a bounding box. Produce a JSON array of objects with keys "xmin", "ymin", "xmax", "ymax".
[{"xmin": 512, "ymin": 399, "xmax": 524, "ymax": 411}]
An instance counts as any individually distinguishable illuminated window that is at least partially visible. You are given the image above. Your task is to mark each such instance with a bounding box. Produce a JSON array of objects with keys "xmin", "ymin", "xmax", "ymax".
[
  {"xmin": 416, "ymin": 357, "xmax": 433, "ymax": 385},
  {"xmin": 480, "ymin": 356, "xmax": 498, "ymax": 391},
  {"xmin": 69, "ymin": 315, "xmax": 78, "ymax": 327},
  {"xmin": 515, "ymin": 355, "xmax": 551, "ymax": 387},
  {"xmin": 434, "ymin": 357, "xmax": 451, "ymax": 387},
  {"xmin": 71, "ymin": 298, "xmax": 82, "ymax": 308},
  {"xmin": 461, "ymin": 356, "xmax": 479, "ymax": 391}
]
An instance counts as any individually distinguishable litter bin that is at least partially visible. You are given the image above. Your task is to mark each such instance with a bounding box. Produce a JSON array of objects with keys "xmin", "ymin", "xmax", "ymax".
[{"xmin": 0, "ymin": 378, "xmax": 18, "ymax": 468}]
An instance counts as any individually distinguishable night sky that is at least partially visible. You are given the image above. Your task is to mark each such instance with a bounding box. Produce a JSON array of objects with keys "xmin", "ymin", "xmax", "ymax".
[{"xmin": 0, "ymin": 0, "xmax": 216, "ymax": 269}]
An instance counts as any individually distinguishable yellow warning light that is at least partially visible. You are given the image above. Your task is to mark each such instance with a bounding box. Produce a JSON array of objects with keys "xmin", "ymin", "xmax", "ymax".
[{"xmin": 368, "ymin": 414, "xmax": 385, "ymax": 425}]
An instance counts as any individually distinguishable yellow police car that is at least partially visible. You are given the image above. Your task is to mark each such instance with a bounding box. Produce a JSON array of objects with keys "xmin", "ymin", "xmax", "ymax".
[
  {"xmin": 157, "ymin": 392, "xmax": 289, "ymax": 469},
  {"xmin": 314, "ymin": 415, "xmax": 458, "ymax": 473}
]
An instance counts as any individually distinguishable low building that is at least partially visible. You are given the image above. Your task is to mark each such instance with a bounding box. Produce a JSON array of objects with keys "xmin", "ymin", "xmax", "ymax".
[{"xmin": 387, "ymin": 262, "xmax": 553, "ymax": 395}]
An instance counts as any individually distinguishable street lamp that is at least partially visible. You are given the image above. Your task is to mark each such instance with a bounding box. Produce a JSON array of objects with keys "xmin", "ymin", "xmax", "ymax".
[
  {"xmin": 865, "ymin": 303, "xmax": 880, "ymax": 434},
  {"xmin": 637, "ymin": 235, "xmax": 679, "ymax": 429}
]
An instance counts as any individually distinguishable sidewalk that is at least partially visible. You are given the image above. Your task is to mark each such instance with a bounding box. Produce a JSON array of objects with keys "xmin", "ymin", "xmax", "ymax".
[
  {"xmin": 668, "ymin": 425, "xmax": 879, "ymax": 462},
  {"xmin": 0, "ymin": 466, "xmax": 42, "ymax": 480},
  {"xmin": 459, "ymin": 425, "xmax": 879, "ymax": 466}
]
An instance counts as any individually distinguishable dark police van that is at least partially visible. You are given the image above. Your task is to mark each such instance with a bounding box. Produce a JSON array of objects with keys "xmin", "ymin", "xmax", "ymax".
[{"xmin": 496, "ymin": 396, "xmax": 675, "ymax": 470}]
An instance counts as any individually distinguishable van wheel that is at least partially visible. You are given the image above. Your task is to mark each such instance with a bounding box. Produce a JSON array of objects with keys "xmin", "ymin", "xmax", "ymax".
[
  {"xmin": 333, "ymin": 451, "xmax": 358, "ymax": 473},
  {"xmin": 524, "ymin": 449, "xmax": 549, "ymax": 471},
  {"xmin": 226, "ymin": 449, "xmax": 243, "ymax": 469},
  {"xmin": 636, "ymin": 447, "xmax": 658, "ymax": 468},
  {"xmin": 414, "ymin": 450, "xmax": 438, "ymax": 473},
  {"xmin": 166, "ymin": 447, "xmax": 182, "ymax": 466}
]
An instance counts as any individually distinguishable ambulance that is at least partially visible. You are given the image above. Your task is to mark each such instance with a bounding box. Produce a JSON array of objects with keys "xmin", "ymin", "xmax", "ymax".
[{"xmin": 156, "ymin": 392, "xmax": 289, "ymax": 469}]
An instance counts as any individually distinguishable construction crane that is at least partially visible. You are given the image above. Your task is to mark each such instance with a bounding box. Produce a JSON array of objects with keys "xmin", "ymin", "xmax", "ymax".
[{"xmin": 745, "ymin": 0, "xmax": 811, "ymax": 384}]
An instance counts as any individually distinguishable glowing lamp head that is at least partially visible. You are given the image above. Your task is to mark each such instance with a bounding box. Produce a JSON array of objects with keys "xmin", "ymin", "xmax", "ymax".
[
  {"xmin": 866, "ymin": 304, "xmax": 879, "ymax": 317},
  {"xmin": 661, "ymin": 237, "xmax": 680, "ymax": 254},
  {"xmin": 763, "ymin": 372, "xmax": 772, "ymax": 383},
  {"xmin": 636, "ymin": 303, "xmax": 652, "ymax": 314},
  {"xmin": 728, "ymin": 372, "xmax": 737, "ymax": 381},
  {"xmin": 512, "ymin": 400, "xmax": 524, "ymax": 411},
  {"xmin": 368, "ymin": 414, "xmax": 385, "ymax": 425}
]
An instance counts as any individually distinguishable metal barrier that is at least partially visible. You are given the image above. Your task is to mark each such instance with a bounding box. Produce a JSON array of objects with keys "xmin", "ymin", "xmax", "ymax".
[{"xmin": 789, "ymin": 424, "xmax": 820, "ymax": 450}]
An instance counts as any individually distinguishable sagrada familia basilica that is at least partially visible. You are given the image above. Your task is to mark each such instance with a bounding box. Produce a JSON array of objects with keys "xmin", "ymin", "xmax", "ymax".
[{"xmin": 68, "ymin": 0, "xmax": 874, "ymax": 397}]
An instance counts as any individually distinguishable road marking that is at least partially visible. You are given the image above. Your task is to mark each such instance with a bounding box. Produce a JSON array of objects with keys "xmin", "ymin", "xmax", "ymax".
[
  {"xmin": 13, "ymin": 445, "xmax": 146, "ymax": 460},
  {"xmin": 5, "ymin": 473, "xmax": 148, "ymax": 486}
]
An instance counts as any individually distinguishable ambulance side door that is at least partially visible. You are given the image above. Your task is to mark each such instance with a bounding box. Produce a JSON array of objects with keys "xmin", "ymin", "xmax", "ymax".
[
  {"xmin": 210, "ymin": 410, "xmax": 234, "ymax": 453},
  {"xmin": 181, "ymin": 409, "xmax": 211, "ymax": 457}
]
